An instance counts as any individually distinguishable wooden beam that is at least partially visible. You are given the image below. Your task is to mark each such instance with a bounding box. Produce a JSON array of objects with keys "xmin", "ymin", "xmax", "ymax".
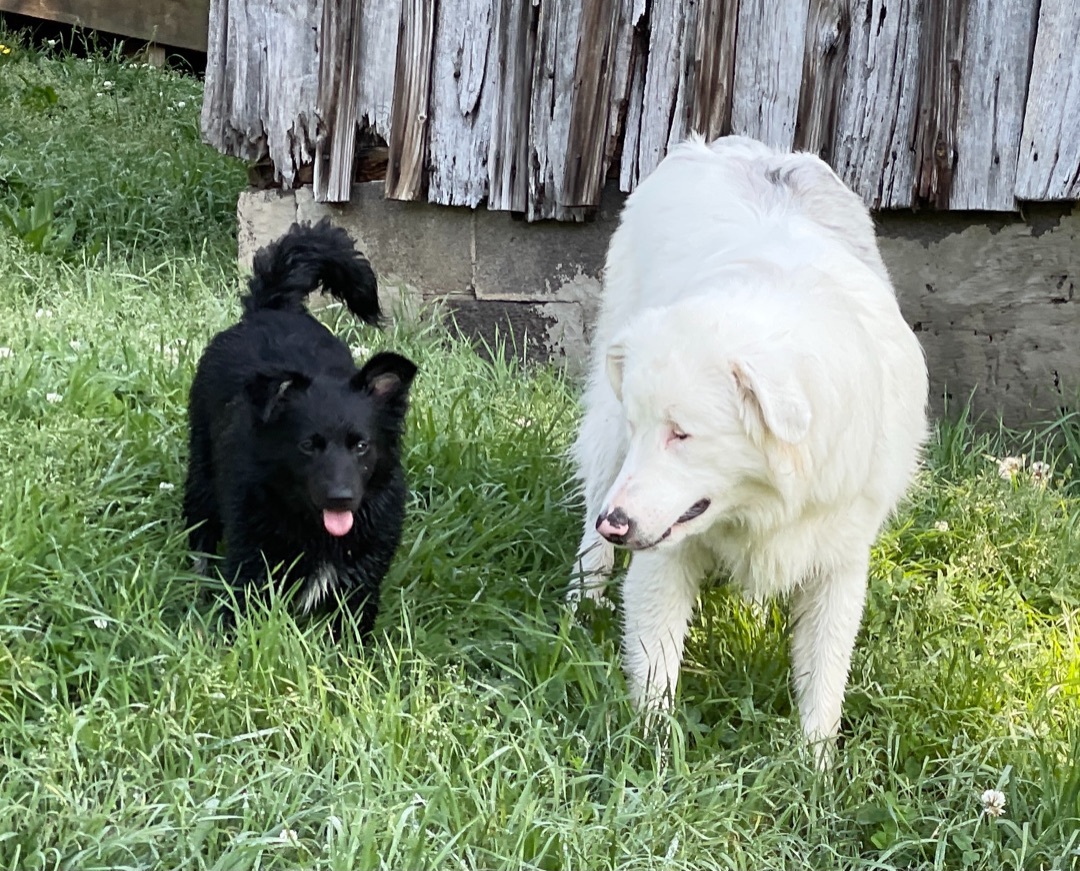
[
  {"xmin": 731, "ymin": 0, "xmax": 810, "ymax": 151},
  {"xmin": 683, "ymin": 0, "xmax": 739, "ymax": 143},
  {"xmin": 487, "ymin": 0, "xmax": 537, "ymax": 212},
  {"xmin": 314, "ymin": 0, "xmax": 364, "ymax": 203},
  {"xmin": 426, "ymin": 0, "xmax": 494, "ymax": 208},
  {"xmin": 793, "ymin": 0, "xmax": 851, "ymax": 159},
  {"xmin": 0, "ymin": 0, "xmax": 209, "ymax": 52},
  {"xmin": 617, "ymin": 39, "xmax": 647, "ymax": 192},
  {"xmin": 603, "ymin": 0, "xmax": 645, "ymax": 175},
  {"xmin": 385, "ymin": 0, "xmax": 436, "ymax": 202},
  {"xmin": 527, "ymin": 0, "xmax": 586, "ymax": 220},
  {"xmin": 356, "ymin": 0, "xmax": 402, "ymax": 142},
  {"xmin": 632, "ymin": 0, "xmax": 690, "ymax": 185},
  {"xmin": 831, "ymin": 0, "xmax": 922, "ymax": 209},
  {"xmin": 1015, "ymin": 0, "xmax": 1080, "ymax": 201},
  {"xmin": 560, "ymin": 0, "xmax": 622, "ymax": 207},
  {"xmin": 910, "ymin": 0, "xmax": 966, "ymax": 209},
  {"xmin": 200, "ymin": 0, "xmax": 322, "ymax": 188},
  {"xmin": 950, "ymin": 0, "xmax": 1038, "ymax": 210}
]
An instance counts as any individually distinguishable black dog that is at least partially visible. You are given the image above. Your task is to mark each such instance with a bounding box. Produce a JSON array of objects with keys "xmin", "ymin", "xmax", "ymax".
[{"xmin": 183, "ymin": 219, "xmax": 417, "ymax": 638}]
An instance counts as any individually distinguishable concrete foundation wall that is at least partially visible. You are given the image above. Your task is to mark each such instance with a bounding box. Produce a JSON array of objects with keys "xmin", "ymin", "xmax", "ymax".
[{"xmin": 237, "ymin": 183, "xmax": 1079, "ymax": 427}]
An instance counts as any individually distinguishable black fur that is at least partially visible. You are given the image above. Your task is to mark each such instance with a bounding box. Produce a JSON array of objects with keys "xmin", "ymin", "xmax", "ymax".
[{"xmin": 183, "ymin": 220, "xmax": 417, "ymax": 639}]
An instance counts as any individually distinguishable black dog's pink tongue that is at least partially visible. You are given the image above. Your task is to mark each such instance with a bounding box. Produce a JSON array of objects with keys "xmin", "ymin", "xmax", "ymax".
[{"xmin": 323, "ymin": 509, "xmax": 354, "ymax": 537}]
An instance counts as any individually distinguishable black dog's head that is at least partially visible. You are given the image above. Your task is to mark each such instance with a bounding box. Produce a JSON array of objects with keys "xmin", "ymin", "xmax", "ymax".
[{"xmin": 243, "ymin": 352, "xmax": 417, "ymax": 537}]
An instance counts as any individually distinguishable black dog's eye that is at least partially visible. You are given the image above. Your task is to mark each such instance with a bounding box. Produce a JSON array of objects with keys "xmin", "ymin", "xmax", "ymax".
[
  {"xmin": 353, "ymin": 439, "xmax": 370, "ymax": 456},
  {"xmin": 299, "ymin": 436, "xmax": 324, "ymax": 455}
]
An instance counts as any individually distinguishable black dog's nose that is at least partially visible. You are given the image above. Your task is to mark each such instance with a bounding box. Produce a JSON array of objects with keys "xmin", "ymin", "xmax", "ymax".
[
  {"xmin": 325, "ymin": 488, "xmax": 356, "ymax": 510},
  {"xmin": 596, "ymin": 507, "xmax": 633, "ymax": 545}
]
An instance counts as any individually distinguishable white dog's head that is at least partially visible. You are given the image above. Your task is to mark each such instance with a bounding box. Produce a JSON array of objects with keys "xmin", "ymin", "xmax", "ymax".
[{"xmin": 595, "ymin": 301, "xmax": 813, "ymax": 550}]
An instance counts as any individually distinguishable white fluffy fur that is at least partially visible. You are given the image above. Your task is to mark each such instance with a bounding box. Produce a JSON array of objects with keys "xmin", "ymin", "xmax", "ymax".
[{"xmin": 569, "ymin": 134, "xmax": 929, "ymax": 753}]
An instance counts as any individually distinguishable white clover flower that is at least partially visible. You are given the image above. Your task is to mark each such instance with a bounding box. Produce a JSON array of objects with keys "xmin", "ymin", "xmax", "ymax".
[
  {"xmin": 277, "ymin": 828, "xmax": 299, "ymax": 846},
  {"xmin": 46, "ymin": 38, "xmax": 57, "ymax": 47},
  {"xmin": 980, "ymin": 788, "xmax": 1006, "ymax": 818},
  {"xmin": 46, "ymin": 392, "xmax": 62, "ymax": 404},
  {"xmin": 93, "ymin": 617, "xmax": 108, "ymax": 629},
  {"xmin": 350, "ymin": 344, "xmax": 370, "ymax": 358},
  {"xmin": 1030, "ymin": 461, "xmax": 1051, "ymax": 486},
  {"xmin": 997, "ymin": 455, "xmax": 1024, "ymax": 480},
  {"xmin": 103, "ymin": 80, "xmax": 114, "ymax": 90},
  {"xmin": 933, "ymin": 520, "xmax": 949, "ymax": 532},
  {"xmin": 159, "ymin": 482, "xmax": 175, "ymax": 491},
  {"xmin": 177, "ymin": 100, "xmax": 187, "ymax": 109},
  {"xmin": 35, "ymin": 308, "xmax": 53, "ymax": 319},
  {"xmin": 69, "ymin": 339, "xmax": 81, "ymax": 351},
  {"xmin": 96, "ymin": 92, "xmax": 104, "ymax": 98},
  {"xmin": 0, "ymin": 347, "xmax": 12, "ymax": 359}
]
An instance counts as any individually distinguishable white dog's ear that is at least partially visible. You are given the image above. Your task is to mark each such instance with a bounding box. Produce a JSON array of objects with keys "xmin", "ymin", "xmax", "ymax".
[
  {"xmin": 605, "ymin": 340, "xmax": 628, "ymax": 402},
  {"xmin": 732, "ymin": 358, "xmax": 811, "ymax": 444}
]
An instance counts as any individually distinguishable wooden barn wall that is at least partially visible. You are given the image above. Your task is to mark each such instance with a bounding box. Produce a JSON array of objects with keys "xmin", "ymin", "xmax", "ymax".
[{"xmin": 201, "ymin": 0, "xmax": 1079, "ymax": 218}]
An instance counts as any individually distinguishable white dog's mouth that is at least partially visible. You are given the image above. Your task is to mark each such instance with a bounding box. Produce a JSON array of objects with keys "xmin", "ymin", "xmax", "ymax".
[
  {"xmin": 675, "ymin": 498, "xmax": 711, "ymax": 525},
  {"xmin": 626, "ymin": 498, "xmax": 712, "ymax": 550}
]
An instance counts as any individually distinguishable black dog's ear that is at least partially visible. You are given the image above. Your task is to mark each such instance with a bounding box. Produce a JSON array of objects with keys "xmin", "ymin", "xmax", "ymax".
[
  {"xmin": 245, "ymin": 371, "xmax": 312, "ymax": 423},
  {"xmin": 351, "ymin": 352, "xmax": 417, "ymax": 402}
]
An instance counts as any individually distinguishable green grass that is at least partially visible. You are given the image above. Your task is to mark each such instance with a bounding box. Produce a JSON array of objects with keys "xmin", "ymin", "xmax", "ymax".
[
  {"xmin": 0, "ymin": 33, "xmax": 244, "ymax": 266},
  {"xmin": 1, "ymin": 33, "xmax": 1079, "ymax": 871}
]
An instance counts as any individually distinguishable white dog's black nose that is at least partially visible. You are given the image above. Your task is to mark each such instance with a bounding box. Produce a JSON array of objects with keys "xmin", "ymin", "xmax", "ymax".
[{"xmin": 596, "ymin": 508, "xmax": 633, "ymax": 544}]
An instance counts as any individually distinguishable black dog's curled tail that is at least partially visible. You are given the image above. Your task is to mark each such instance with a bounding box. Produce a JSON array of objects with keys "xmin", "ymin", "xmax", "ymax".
[{"xmin": 242, "ymin": 218, "xmax": 381, "ymax": 325}]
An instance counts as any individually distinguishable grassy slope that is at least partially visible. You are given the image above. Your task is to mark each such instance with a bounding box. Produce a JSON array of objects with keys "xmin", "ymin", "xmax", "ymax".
[{"xmin": 0, "ymin": 35, "xmax": 1078, "ymax": 871}]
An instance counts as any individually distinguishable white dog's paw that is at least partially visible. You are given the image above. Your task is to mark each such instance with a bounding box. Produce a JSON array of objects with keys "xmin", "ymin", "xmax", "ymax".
[
  {"xmin": 807, "ymin": 734, "xmax": 838, "ymax": 772},
  {"xmin": 565, "ymin": 580, "xmax": 616, "ymax": 613}
]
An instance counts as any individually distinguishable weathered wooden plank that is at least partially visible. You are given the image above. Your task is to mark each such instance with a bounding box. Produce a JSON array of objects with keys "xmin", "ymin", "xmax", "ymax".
[
  {"xmin": 314, "ymin": 0, "xmax": 363, "ymax": 203},
  {"xmin": 632, "ymin": 0, "xmax": 689, "ymax": 186},
  {"xmin": 682, "ymin": 0, "xmax": 739, "ymax": 144},
  {"xmin": 426, "ymin": 0, "xmax": 494, "ymax": 207},
  {"xmin": 1015, "ymin": 0, "xmax": 1080, "ymax": 201},
  {"xmin": 730, "ymin": 0, "xmax": 810, "ymax": 151},
  {"xmin": 603, "ymin": 0, "xmax": 646, "ymax": 173},
  {"xmin": 201, "ymin": 0, "xmax": 322, "ymax": 188},
  {"xmin": 202, "ymin": 0, "xmax": 260, "ymax": 165},
  {"xmin": 561, "ymin": 0, "xmax": 622, "ymax": 207},
  {"xmin": 910, "ymin": 0, "xmax": 965, "ymax": 208},
  {"xmin": 949, "ymin": 0, "xmax": 1037, "ymax": 210},
  {"xmin": 618, "ymin": 39, "xmax": 647, "ymax": 192},
  {"xmin": 385, "ymin": 0, "xmax": 436, "ymax": 202},
  {"xmin": 793, "ymin": 0, "xmax": 851, "ymax": 159},
  {"xmin": 527, "ymin": 0, "xmax": 586, "ymax": 221},
  {"xmin": 487, "ymin": 0, "xmax": 537, "ymax": 212},
  {"xmin": 356, "ymin": 0, "xmax": 402, "ymax": 141},
  {"xmin": 831, "ymin": 0, "xmax": 922, "ymax": 208},
  {"xmin": 1, "ymin": 0, "xmax": 210, "ymax": 51}
]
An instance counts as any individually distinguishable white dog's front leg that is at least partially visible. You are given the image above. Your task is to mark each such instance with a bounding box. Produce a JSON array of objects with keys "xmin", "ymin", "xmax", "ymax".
[
  {"xmin": 568, "ymin": 529, "xmax": 615, "ymax": 608},
  {"xmin": 621, "ymin": 550, "xmax": 701, "ymax": 711},
  {"xmin": 789, "ymin": 556, "xmax": 869, "ymax": 754}
]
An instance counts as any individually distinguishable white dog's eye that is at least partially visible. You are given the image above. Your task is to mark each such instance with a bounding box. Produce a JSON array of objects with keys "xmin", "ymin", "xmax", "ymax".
[{"xmin": 670, "ymin": 427, "xmax": 690, "ymax": 442}]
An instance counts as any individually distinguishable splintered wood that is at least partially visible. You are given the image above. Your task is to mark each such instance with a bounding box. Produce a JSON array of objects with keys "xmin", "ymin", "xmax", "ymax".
[{"xmin": 202, "ymin": 0, "xmax": 1076, "ymax": 216}]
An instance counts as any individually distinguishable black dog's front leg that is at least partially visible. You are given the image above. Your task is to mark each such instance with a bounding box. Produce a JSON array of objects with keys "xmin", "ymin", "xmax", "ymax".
[
  {"xmin": 183, "ymin": 480, "xmax": 223, "ymax": 572},
  {"xmin": 216, "ymin": 549, "xmax": 275, "ymax": 632},
  {"xmin": 328, "ymin": 550, "xmax": 396, "ymax": 643}
]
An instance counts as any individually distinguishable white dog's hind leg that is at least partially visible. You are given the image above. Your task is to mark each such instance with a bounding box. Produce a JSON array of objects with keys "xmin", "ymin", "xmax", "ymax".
[
  {"xmin": 788, "ymin": 555, "xmax": 869, "ymax": 763},
  {"xmin": 621, "ymin": 550, "xmax": 701, "ymax": 712}
]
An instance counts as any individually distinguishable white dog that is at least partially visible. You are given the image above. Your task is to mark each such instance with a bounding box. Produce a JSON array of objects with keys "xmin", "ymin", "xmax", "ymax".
[{"xmin": 569, "ymin": 134, "xmax": 928, "ymax": 751}]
